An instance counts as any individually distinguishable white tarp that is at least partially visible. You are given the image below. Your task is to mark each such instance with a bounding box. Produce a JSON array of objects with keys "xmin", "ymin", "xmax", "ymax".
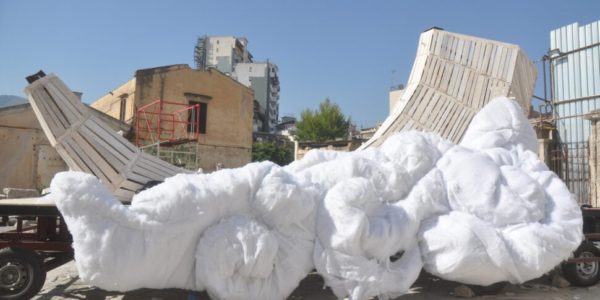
[{"xmin": 48, "ymin": 97, "xmax": 582, "ymax": 300}]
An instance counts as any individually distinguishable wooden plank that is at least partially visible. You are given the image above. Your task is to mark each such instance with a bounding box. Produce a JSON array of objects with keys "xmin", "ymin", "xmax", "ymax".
[
  {"xmin": 424, "ymin": 56, "xmax": 437, "ymax": 86},
  {"xmin": 421, "ymin": 93, "xmax": 441, "ymax": 127},
  {"xmin": 47, "ymin": 76, "xmax": 90, "ymax": 115},
  {"xmin": 132, "ymin": 163, "xmax": 167, "ymax": 180},
  {"xmin": 433, "ymin": 59, "xmax": 447, "ymax": 90},
  {"xmin": 141, "ymin": 154, "xmax": 183, "ymax": 174},
  {"xmin": 448, "ymin": 65, "xmax": 463, "ymax": 98},
  {"xmin": 461, "ymin": 40, "xmax": 470, "ymax": 66},
  {"xmin": 406, "ymin": 85, "xmax": 426, "ymax": 116},
  {"xmin": 479, "ymin": 43, "xmax": 489, "ymax": 71},
  {"xmin": 54, "ymin": 144, "xmax": 82, "ymax": 172},
  {"xmin": 491, "ymin": 46, "xmax": 504, "ymax": 78},
  {"xmin": 471, "ymin": 41, "xmax": 481, "ymax": 70},
  {"xmin": 432, "ymin": 97, "xmax": 452, "ymax": 133},
  {"xmin": 439, "ymin": 62, "xmax": 454, "ymax": 93},
  {"xmin": 44, "ymin": 80, "xmax": 81, "ymax": 124},
  {"xmin": 119, "ymin": 179, "xmax": 144, "ymax": 192},
  {"xmin": 30, "ymin": 87, "xmax": 66, "ymax": 138},
  {"xmin": 456, "ymin": 68, "xmax": 469, "ymax": 102},
  {"xmin": 455, "ymin": 38, "xmax": 464, "ymax": 64},
  {"xmin": 61, "ymin": 138, "xmax": 98, "ymax": 179},
  {"xmin": 414, "ymin": 90, "xmax": 435, "ymax": 125},
  {"xmin": 70, "ymin": 132, "xmax": 119, "ymax": 188},
  {"xmin": 81, "ymin": 127, "xmax": 129, "ymax": 171},
  {"xmin": 79, "ymin": 125, "xmax": 129, "ymax": 166},
  {"xmin": 114, "ymin": 188, "xmax": 135, "ymax": 200},
  {"xmin": 138, "ymin": 156, "xmax": 178, "ymax": 177},
  {"xmin": 448, "ymin": 104, "xmax": 470, "ymax": 141},
  {"xmin": 29, "ymin": 88, "xmax": 62, "ymax": 139},
  {"xmin": 84, "ymin": 119, "xmax": 137, "ymax": 157},
  {"xmin": 441, "ymin": 101, "xmax": 461, "ymax": 140},
  {"xmin": 39, "ymin": 86, "xmax": 71, "ymax": 131},
  {"xmin": 428, "ymin": 94, "xmax": 447, "ymax": 127},
  {"xmin": 90, "ymin": 117, "xmax": 138, "ymax": 153}
]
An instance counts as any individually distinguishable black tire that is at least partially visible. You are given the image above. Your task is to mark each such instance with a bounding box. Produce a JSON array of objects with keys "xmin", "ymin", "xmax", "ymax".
[
  {"xmin": 0, "ymin": 247, "xmax": 46, "ymax": 300},
  {"xmin": 562, "ymin": 242, "xmax": 600, "ymax": 287}
]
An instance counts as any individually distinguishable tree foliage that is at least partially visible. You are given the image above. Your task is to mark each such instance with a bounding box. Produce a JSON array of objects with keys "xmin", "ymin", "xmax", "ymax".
[
  {"xmin": 294, "ymin": 98, "xmax": 350, "ymax": 142},
  {"xmin": 252, "ymin": 142, "xmax": 294, "ymax": 166}
]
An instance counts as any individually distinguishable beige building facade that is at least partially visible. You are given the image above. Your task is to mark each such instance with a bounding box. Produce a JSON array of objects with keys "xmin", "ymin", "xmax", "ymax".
[
  {"xmin": 0, "ymin": 104, "xmax": 67, "ymax": 191},
  {"xmin": 91, "ymin": 64, "xmax": 254, "ymax": 172}
]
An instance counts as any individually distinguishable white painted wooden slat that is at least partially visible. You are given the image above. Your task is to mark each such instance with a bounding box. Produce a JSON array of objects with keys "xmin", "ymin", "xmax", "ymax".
[
  {"xmin": 79, "ymin": 125, "xmax": 129, "ymax": 166},
  {"xmin": 360, "ymin": 29, "xmax": 536, "ymax": 149},
  {"xmin": 29, "ymin": 88, "xmax": 64, "ymax": 140},
  {"xmin": 44, "ymin": 80, "xmax": 81, "ymax": 123}
]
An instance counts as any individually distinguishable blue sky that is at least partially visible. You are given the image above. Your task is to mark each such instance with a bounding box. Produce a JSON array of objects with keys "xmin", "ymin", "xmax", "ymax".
[{"xmin": 1, "ymin": 1, "xmax": 599, "ymax": 128}]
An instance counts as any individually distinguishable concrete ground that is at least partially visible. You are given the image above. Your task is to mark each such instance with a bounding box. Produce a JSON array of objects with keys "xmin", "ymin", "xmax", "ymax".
[{"xmin": 32, "ymin": 260, "xmax": 600, "ymax": 300}]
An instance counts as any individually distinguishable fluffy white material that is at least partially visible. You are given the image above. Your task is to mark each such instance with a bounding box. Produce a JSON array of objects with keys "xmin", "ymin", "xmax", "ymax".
[{"xmin": 49, "ymin": 97, "xmax": 582, "ymax": 300}]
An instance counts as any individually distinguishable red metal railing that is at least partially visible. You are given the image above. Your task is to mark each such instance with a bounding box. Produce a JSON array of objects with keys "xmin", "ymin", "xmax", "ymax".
[{"xmin": 135, "ymin": 100, "xmax": 201, "ymax": 146}]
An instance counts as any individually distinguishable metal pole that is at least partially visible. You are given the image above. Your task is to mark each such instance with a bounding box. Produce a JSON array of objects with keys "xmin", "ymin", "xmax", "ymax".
[{"xmin": 542, "ymin": 57, "xmax": 547, "ymax": 103}]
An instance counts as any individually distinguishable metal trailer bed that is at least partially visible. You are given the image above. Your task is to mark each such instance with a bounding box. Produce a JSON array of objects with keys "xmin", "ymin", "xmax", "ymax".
[{"xmin": 0, "ymin": 198, "xmax": 73, "ymax": 299}]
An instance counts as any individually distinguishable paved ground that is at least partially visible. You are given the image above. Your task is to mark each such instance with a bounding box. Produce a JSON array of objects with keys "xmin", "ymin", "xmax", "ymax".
[{"xmin": 32, "ymin": 260, "xmax": 600, "ymax": 300}]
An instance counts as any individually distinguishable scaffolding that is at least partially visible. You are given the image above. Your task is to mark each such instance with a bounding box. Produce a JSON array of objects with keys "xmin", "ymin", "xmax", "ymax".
[
  {"xmin": 135, "ymin": 100, "xmax": 202, "ymax": 170},
  {"xmin": 194, "ymin": 36, "xmax": 208, "ymax": 70}
]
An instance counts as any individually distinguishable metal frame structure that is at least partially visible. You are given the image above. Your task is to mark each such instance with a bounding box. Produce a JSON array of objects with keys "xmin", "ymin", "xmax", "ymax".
[
  {"xmin": 540, "ymin": 42, "xmax": 600, "ymax": 206},
  {"xmin": 135, "ymin": 99, "xmax": 202, "ymax": 147}
]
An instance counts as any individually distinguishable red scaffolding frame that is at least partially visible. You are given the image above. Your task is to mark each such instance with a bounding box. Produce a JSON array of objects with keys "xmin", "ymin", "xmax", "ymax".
[{"xmin": 135, "ymin": 99, "xmax": 202, "ymax": 147}]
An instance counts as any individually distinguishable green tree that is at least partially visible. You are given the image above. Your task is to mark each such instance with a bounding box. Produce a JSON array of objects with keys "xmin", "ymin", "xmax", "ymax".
[
  {"xmin": 294, "ymin": 98, "xmax": 350, "ymax": 142},
  {"xmin": 252, "ymin": 142, "xmax": 294, "ymax": 166}
]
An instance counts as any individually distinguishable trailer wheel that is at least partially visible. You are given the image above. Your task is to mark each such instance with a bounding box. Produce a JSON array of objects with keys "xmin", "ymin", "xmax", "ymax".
[
  {"xmin": 562, "ymin": 243, "xmax": 600, "ymax": 287},
  {"xmin": 0, "ymin": 247, "xmax": 46, "ymax": 300}
]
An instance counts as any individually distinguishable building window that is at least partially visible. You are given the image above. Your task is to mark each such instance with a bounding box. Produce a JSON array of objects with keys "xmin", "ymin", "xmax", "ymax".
[
  {"xmin": 188, "ymin": 101, "xmax": 208, "ymax": 134},
  {"xmin": 185, "ymin": 93, "xmax": 211, "ymax": 134},
  {"xmin": 119, "ymin": 96, "xmax": 127, "ymax": 122}
]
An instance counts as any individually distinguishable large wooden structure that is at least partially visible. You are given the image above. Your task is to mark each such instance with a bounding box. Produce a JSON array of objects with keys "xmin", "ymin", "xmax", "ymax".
[
  {"xmin": 362, "ymin": 28, "xmax": 537, "ymax": 148},
  {"xmin": 24, "ymin": 73, "xmax": 190, "ymax": 201}
]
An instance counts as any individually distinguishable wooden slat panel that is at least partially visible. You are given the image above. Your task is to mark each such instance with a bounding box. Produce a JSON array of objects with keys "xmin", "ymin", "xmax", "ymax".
[
  {"xmin": 30, "ymin": 88, "xmax": 66, "ymax": 138},
  {"xmin": 84, "ymin": 119, "xmax": 137, "ymax": 157},
  {"xmin": 46, "ymin": 76, "xmax": 90, "ymax": 115},
  {"xmin": 70, "ymin": 132, "xmax": 120, "ymax": 187},
  {"xmin": 79, "ymin": 125, "xmax": 129, "ymax": 167},
  {"xmin": 43, "ymin": 81, "xmax": 81, "ymax": 124}
]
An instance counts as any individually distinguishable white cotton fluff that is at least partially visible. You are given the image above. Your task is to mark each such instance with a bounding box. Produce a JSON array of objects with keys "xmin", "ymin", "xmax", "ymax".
[
  {"xmin": 49, "ymin": 97, "xmax": 583, "ymax": 300},
  {"xmin": 419, "ymin": 98, "xmax": 582, "ymax": 285}
]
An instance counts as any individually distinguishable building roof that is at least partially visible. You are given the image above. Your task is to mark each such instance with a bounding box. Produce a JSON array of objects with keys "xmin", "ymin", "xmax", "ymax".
[{"xmin": 0, "ymin": 102, "xmax": 130, "ymax": 133}]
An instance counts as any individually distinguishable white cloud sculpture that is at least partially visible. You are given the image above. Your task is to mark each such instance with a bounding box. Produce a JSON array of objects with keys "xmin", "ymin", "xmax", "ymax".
[{"xmin": 49, "ymin": 97, "xmax": 582, "ymax": 300}]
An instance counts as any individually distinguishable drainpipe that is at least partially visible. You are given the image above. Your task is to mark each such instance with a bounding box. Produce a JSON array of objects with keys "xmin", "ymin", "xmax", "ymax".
[{"xmin": 266, "ymin": 59, "xmax": 271, "ymax": 133}]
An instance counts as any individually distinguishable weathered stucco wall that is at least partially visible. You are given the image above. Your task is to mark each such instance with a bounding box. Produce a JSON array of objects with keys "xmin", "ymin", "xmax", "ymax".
[
  {"xmin": 91, "ymin": 78, "xmax": 137, "ymax": 123},
  {"xmin": 0, "ymin": 105, "xmax": 67, "ymax": 190}
]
